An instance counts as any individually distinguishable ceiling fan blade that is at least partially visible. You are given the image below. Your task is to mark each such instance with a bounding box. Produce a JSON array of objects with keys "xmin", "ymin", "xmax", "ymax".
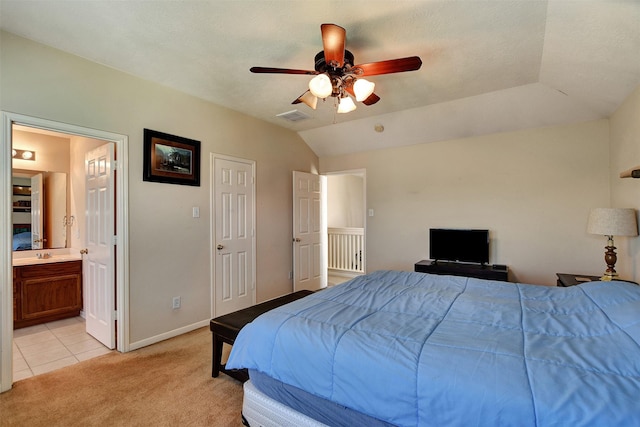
[
  {"xmin": 354, "ymin": 56, "xmax": 422, "ymax": 76},
  {"xmin": 345, "ymin": 87, "xmax": 380, "ymax": 106},
  {"xmin": 250, "ymin": 66, "xmax": 318, "ymax": 75},
  {"xmin": 362, "ymin": 92, "xmax": 380, "ymax": 106},
  {"xmin": 321, "ymin": 23, "xmax": 346, "ymax": 67}
]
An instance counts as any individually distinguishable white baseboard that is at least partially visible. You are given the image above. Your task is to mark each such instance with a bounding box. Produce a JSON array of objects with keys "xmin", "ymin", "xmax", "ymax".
[{"xmin": 127, "ymin": 319, "xmax": 210, "ymax": 351}]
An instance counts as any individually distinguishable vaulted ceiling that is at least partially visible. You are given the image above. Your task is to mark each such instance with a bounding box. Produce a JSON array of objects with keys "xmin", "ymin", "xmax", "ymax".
[{"xmin": 1, "ymin": 1, "xmax": 639, "ymax": 157}]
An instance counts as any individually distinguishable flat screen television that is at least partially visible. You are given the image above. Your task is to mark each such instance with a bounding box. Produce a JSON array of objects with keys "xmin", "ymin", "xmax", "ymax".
[{"xmin": 429, "ymin": 228, "xmax": 489, "ymax": 265}]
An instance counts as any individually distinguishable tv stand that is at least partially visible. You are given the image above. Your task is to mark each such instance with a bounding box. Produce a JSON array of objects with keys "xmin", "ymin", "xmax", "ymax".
[{"xmin": 414, "ymin": 260, "xmax": 509, "ymax": 282}]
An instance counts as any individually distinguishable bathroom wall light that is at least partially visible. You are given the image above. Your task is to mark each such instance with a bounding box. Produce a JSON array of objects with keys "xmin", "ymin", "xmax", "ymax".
[{"xmin": 12, "ymin": 149, "xmax": 36, "ymax": 161}]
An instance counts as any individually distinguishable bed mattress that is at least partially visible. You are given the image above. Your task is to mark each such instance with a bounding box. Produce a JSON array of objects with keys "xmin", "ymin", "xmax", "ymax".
[
  {"xmin": 242, "ymin": 379, "xmax": 329, "ymax": 427},
  {"xmin": 249, "ymin": 369, "xmax": 394, "ymax": 427}
]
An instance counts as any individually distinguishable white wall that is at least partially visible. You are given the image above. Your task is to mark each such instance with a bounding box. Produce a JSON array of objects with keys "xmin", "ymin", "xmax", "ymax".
[
  {"xmin": 321, "ymin": 120, "xmax": 611, "ymax": 286},
  {"xmin": 610, "ymin": 85, "xmax": 640, "ymax": 283},
  {"xmin": 1, "ymin": 31, "xmax": 318, "ymax": 344},
  {"xmin": 327, "ymin": 174, "xmax": 364, "ymax": 228}
]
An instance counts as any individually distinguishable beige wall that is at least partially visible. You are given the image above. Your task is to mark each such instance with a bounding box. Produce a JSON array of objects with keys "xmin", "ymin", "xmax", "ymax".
[
  {"xmin": 321, "ymin": 120, "xmax": 612, "ymax": 286},
  {"xmin": 1, "ymin": 32, "xmax": 318, "ymax": 344},
  {"xmin": 11, "ymin": 130, "xmax": 70, "ymax": 174},
  {"xmin": 610, "ymin": 85, "xmax": 640, "ymax": 283}
]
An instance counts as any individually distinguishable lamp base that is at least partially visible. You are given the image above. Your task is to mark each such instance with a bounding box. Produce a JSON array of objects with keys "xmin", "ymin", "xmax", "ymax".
[{"xmin": 602, "ymin": 243, "xmax": 619, "ymax": 282}]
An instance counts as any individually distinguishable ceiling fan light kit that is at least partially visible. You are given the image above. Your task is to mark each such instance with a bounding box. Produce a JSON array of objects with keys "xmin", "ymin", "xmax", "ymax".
[{"xmin": 250, "ymin": 23, "xmax": 422, "ymax": 114}]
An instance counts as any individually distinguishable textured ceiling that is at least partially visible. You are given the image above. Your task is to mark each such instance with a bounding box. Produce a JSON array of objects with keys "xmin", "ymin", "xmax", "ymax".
[{"xmin": 1, "ymin": 1, "xmax": 639, "ymax": 157}]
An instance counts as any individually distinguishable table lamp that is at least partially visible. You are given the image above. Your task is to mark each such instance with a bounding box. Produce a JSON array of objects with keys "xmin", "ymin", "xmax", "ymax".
[{"xmin": 587, "ymin": 208, "xmax": 638, "ymax": 280}]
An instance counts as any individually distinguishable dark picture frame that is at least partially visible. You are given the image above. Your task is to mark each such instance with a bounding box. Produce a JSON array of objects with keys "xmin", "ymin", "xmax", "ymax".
[{"xmin": 143, "ymin": 129, "xmax": 201, "ymax": 186}]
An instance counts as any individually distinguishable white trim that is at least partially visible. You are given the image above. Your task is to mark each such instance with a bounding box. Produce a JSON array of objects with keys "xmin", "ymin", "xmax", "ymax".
[
  {"xmin": 127, "ymin": 320, "xmax": 209, "ymax": 351},
  {"xmin": 0, "ymin": 112, "xmax": 130, "ymax": 392},
  {"xmin": 209, "ymin": 153, "xmax": 257, "ymax": 318},
  {"xmin": 0, "ymin": 115, "xmax": 13, "ymax": 392}
]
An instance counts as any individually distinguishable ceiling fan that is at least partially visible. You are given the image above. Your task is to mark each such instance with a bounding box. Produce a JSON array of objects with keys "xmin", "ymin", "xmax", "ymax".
[{"xmin": 250, "ymin": 23, "xmax": 422, "ymax": 114}]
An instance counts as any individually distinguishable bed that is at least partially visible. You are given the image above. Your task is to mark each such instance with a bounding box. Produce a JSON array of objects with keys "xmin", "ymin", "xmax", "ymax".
[
  {"xmin": 12, "ymin": 223, "xmax": 32, "ymax": 251},
  {"xmin": 226, "ymin": 270, "xmax": 640, "ymax": 426}
]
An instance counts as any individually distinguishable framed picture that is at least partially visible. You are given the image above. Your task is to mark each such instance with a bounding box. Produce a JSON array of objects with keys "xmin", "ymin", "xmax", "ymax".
[{"xmin": 143, "ymin": 129, "xmax": 201, "ymax": 186}]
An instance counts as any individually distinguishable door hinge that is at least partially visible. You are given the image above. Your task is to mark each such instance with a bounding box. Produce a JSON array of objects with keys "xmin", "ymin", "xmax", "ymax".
[
  {"xmin": 113, "ymin": 310, "xmax": 117, "ymax": 319},
  {"xmin": 111, "ymin": 235, "xmax": 118, "ymax": 245},
  {"xmin": 112, "ymin": 160, "xmax": 118, "ymax": 171}
]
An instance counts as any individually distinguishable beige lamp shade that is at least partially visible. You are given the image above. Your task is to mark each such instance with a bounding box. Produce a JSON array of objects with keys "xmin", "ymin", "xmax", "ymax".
[
  {"xmin": 587, "ymin": 208, "xmax": 638, "ymax": 237},
  {"xmin": 297, "ymin": 91, "xmax": 318, "ymax": 110}
]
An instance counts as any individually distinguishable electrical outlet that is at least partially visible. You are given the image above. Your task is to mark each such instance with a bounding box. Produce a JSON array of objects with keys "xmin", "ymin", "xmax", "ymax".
[{"xmin": 172, "ymin": 296, "xmax": 181, "ymax": 309}]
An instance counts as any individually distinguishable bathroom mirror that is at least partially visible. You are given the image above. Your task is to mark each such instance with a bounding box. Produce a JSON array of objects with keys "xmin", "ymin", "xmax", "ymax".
[{"xmin": 12, "ymin": 169, "xmax": 69, "ymax": 251}]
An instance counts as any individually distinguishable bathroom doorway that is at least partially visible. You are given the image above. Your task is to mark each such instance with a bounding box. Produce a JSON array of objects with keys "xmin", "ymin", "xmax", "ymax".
[{"xmin": 1, "ymin": 112, "xmax": 130, "ymax": 391}]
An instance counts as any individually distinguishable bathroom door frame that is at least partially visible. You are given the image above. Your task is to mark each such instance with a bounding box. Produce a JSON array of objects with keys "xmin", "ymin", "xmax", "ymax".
[{"xmin": 0, "ymin": 112, "xmax": 130, "ymax": 392}]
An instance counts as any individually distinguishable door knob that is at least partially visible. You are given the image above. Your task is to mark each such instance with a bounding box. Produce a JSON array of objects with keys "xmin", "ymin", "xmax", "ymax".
[
  {"xmin": 216, "ymin": 244, "xmax": 224, "ymax": 250},
  {"xmin": 80, "ymin": 248, "xmax": 89, "ymax": 255}
]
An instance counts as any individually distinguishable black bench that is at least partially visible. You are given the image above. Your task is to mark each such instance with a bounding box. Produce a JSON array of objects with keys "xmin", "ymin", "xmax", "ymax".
[{"xmin": 210, "ymin": 290, "xmax": 313, "ymax": 382}]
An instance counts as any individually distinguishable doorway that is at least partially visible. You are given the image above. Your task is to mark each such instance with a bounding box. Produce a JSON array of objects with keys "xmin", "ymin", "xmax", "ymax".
[
  {"xmin": 325, "ymin": 170, "xmax": 367, "ymax": 286},
  {"xmin": 1, "ymin": 112, "xmax": 130, "ymax": 392}
]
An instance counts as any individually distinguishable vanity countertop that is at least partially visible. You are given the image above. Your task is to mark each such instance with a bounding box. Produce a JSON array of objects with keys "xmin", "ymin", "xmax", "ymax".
[{"xmin": 13, "ymin": 255, "xmax": 82, "ymax": 267}]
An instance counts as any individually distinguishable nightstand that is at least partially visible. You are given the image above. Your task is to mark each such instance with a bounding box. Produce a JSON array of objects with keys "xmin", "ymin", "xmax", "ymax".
[{"xmin": 556, "ymin": 273, "xmax": 601, "ymax": 287}]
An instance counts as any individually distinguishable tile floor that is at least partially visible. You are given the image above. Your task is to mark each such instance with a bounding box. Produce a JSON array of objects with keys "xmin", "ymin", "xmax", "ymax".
[{"xmin": 12, "ymin": 317, "xmax": 112, "ymax": 381}]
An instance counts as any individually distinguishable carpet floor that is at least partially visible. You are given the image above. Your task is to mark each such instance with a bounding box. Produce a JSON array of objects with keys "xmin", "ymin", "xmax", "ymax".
[{"xmin": 0, "ymin": 327, "xmax": 244, "ymax": 426}]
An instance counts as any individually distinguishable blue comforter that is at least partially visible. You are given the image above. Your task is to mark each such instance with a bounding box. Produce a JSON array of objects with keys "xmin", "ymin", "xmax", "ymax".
[{"xmin": 226, "ymin": 270, "xmax": 640, "ymax": 426}]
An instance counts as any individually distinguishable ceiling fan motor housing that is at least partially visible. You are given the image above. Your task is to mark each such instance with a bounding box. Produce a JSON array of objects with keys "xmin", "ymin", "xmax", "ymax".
[
  {"xmin": 314, "ymin": 50, "xmax": 357, "ymax": 97},
  {"xmin": 314, "ymin": 50, "xmax": 355, "ymax": 73}
]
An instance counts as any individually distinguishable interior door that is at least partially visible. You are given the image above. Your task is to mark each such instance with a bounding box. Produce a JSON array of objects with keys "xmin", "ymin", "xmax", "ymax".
[
  {"xmin": 84, "ymin": 143, "xmax": 115, "ymax": 349},
  {"xmin": 30, "ymin": 173, "xmax": 43, "ymax": 249},
  {"xmin": 293, "ymin": 171, "xmax": 326, "ymax": 292},
  {"xmin": 213, "ymin": 155, "xmax": 256, "ymax": 316}
]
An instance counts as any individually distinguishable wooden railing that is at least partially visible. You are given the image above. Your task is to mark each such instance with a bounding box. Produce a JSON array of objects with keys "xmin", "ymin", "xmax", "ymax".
[{"xmin": 328, "ymin": 227, "xmax": 364, "ymax": 273}]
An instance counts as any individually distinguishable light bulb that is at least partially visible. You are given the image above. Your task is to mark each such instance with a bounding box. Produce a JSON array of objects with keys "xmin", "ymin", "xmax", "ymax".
[
  {"xmin": 21, "ymin": 151, "xmax": 33, "ymax": 160},
  {"xmin": 308, "ymin": 74, "xmax": 333, "ymax": 99}
]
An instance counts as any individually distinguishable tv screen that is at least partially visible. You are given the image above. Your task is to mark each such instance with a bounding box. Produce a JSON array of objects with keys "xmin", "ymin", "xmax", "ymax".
[{"xmin": 429, "ymin": 228, "xmax": 489, "ymax": 265}]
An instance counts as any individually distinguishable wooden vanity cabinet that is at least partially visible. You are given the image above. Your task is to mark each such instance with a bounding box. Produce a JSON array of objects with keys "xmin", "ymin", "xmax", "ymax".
[{"xmin": 13, "ymin": 260, "xmax": 83, "ymax": 329}]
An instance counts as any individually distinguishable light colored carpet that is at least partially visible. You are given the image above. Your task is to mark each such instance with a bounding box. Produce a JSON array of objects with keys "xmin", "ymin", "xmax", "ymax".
[{"xmin": 0, "ymin": 327, "xmax": 244, "ymax": 426}]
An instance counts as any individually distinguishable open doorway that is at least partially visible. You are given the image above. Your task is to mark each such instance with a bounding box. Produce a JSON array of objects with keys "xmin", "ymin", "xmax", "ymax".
[
  {"xmin": 1, "ymin": 112, "xmax": 129, "ymax": 392},
  {"xmin": 325, "ymin": 169, "xmax": 366, "ymax": 286}
]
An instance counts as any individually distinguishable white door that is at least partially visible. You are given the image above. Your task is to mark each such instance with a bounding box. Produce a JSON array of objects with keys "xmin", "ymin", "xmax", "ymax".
[
  {"xmin": 30, "ymin": 173, "xmax": 43, "ymax": 250},
  {"xmin": 293, "ymin": 171, "xmax": 326, "ymax": 292},
  {"xmin": 84, "ymin": 143, "xmax": 116, "ymax": 349},
  {"xmin": 213, "ymin": 155, "xmax": 256, "ymax": 316}
]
